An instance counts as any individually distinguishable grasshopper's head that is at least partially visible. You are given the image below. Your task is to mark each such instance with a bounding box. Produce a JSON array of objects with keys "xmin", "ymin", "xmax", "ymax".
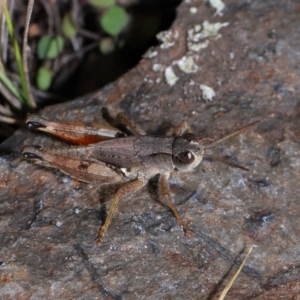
[
  {"xmin": 172, "ymin": 120, "xmax": 261, "ymax": 173},
  {"xmin": 172, "ymin": 133, "xmax": 204, "ymax": 172}
]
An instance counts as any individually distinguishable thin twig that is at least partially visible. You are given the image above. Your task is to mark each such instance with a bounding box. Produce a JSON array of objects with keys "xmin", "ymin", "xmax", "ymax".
[
  {"xmin": 53, "ymin": 41, "xmax": 98, "ymax": 75},
  {"xmin": 22, "ymin": 0, "xmax": 36, "ymax": 108},
  {"xmin": 0, "ymin": 0, "xmax": 11, "ymax": 64},
  {"xmin": 0, "ymin": 114, "xmax": 22, "ymax": 125},
  {"xmin": 0, "ymin": 102, "xmax": 15, "ymax": 117},
  {"xmin": 40, "ymin": 0, "xmax": 54, "ymax": 36}
]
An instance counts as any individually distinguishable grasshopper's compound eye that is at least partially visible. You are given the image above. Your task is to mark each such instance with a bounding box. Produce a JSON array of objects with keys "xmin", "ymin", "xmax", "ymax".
[{"xmin": 175, "ymin": 151, "xmax": 195, "ymax": 165}]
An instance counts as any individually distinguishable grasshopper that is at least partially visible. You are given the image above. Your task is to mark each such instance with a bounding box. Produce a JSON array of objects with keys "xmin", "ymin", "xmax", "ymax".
[{"xmin": 22, "ymin": 111, "xmax": 260, "ymax": 245}]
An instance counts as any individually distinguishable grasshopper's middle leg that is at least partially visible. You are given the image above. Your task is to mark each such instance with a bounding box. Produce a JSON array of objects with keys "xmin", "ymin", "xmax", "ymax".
[
  {"xmin": 114, "ymin": 112, "xmax": 146, "ymax": 136},
  {"xmin": 172, "ymin": 121, "xmax": 190, "ymax": 137},
  {"xmin": 159, "ymin": 174, "xmax": 192, "ymax": 237},
  {"xmin": 96, "ymin": 177, "xmax": 146, "ymax": 245},
  {"xmin": 172, "ymin": 120, "xmax": 213, "ymax": 144}
]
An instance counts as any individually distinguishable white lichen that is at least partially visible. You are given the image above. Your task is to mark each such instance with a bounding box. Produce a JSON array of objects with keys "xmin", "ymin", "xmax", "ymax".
[
  {"xmin": 143, "ymin": 47, "xmax": 158, "ymax": 58},
  {"xmin": 157, "ymin": 30, "xmax": 179, "ymax": 49},
  {"xmin": 187, "ymin": 21, "xmax": 229, "ymax": 52},
  {"xmin": 199, "ymin": 84, "xmax": 216, "ymax": 101},
  {"xmin": 152, "ymin": 63, "xmax": 164, "ymax": 72},
  {"xmin": 174, "ymin": 56, "xmax": 199, "ymax": 74},
  {"xmin": 198, "ymin": 21, "xmax": 229, "ymax": 40},
  {"xmin": 56, "ymin": 220, "xmax": 63, "ymax": 227},
  {"xmin": 165, "ymin": 66, "xmax": 179, "ymax": 86},
  {"xmin": 190, "ymin": 7, "xmax": 198, "ymax": 14},
  {"xmin": 208, "ymin": 0, "xmax": 226, "ymax": 16}
]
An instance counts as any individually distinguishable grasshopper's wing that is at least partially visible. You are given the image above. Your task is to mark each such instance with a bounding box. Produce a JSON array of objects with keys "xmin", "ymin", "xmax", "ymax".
[
  {"xmin": 22, "ymin": 145, "xmax": 122, "ymax": 184},
  {"xmin": 25, "ymin": 114, "xmax": 125, "ymax": 145},
  {"xmin": 88, "ymin": 137, "xmax": 144, "ymax": 169}
]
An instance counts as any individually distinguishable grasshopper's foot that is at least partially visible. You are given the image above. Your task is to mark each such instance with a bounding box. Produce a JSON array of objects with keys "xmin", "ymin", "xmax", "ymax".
[
  {"xmin": 182, "ymin": 223, "xmax": 193, "ymax": 238},
  {"xmin": 95, "ymin": 237, "xmax": 102, "ymax": 246},
  {"xmin": 95, "ymin": 233, "xmax": 104, "ymax": 246},
  {"xmin": 95, "ymin": 227, "xmax": 106, "ymax": 246},
  {"xmin": 184, "ymin": 229, "xmax": 193, "ymax": 238}
]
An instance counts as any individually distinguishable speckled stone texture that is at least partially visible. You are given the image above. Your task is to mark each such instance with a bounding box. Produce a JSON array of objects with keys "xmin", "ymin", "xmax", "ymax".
[{"xmin": 1, "ymin": 1, "xmax": 300, "ymax": 299}]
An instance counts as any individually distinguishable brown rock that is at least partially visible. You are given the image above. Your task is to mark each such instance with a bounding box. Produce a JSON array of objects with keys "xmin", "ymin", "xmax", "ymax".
[{"xmin": 1, "ymin": 1, "xmax": 300, "ymax": 299}]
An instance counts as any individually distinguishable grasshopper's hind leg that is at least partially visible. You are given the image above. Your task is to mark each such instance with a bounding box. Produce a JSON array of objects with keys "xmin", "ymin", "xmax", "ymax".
[
  {"xmin": 21, "ymin": 145, "xmax": 123, "ymax": 184},
  {"xmin": 159, "ymin": 174, "xmax": 192, "ymax": 237},
  {"xmin": 25, "ymin": 114, "xmax": 124, "ymax": 144},
  {"xmin": 96, "ymin": 177, "xmax": 146, "ymax": 245}
]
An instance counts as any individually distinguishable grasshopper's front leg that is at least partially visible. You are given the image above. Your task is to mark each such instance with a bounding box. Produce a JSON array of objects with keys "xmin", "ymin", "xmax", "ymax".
[
  {"xmin": 159, "ymin": 174, "xmax": 193, "ymax": 237},
  {"xmin": 96, "ymin": 177, "xmax": 146, "ymax": 245},
  {"xmin": 25, "ymin": 114, "xmax": 125, "ymax": 144}
]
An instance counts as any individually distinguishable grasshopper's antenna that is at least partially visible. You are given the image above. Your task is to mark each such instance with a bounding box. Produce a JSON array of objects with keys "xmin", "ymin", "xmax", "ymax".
[
  {"xmin": 202, "ymin": 120, "xmax": 261, "ymax": 149},
  {"xmin": 204, "ymin": 155, "xmax": 250, "ymax": 171}
]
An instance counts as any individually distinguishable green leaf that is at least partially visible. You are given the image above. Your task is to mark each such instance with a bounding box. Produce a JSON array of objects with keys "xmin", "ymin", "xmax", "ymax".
[
  {"xmin": 89, "ymin": 0, "xmax": 115, "ymax": 8},
  {"xmin": 100, "ymin": 6, "xmax": 129, "ymax": 36},
  {"xmin": 37, "ymin": 35, "xmax": 64, "ymax": 59},
  {"xmin": 36, "ymin": 66, "xmax": 52, "ymax": 90},
  {"xmin": 37, "ymin": 35, "xmax": 51, "ymax": 59},
  {"xmin": 47, "ymin": 36, "xmax": 64, "ymax": 59},
  {"xmin": 62, "ymin": 12, "xmax": 77, "ymax": 38}
]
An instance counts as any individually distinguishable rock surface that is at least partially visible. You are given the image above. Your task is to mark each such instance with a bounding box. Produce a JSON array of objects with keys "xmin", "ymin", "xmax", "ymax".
[{"xmin": 1, "ymin": 1, "xmax": 300, "ymax": 299}]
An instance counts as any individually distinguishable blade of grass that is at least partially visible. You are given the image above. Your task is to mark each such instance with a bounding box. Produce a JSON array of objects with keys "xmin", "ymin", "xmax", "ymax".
[
  {"xmin": 2, "ymin": 3, "xmax": 31, "ymax": 108},
  {"xmin": 0, "ymin": 80, "xmax": 23, "ymax": 110},
  {"xmin": 0, "ymin": 69, "xmax": 23, "ymax": 100},
  {"xmin": 22, "ymin": 0, "xmax": 36, "ymax": 108},
  {"xmin": 219, "ymin": 245, "xmax": 255, "ymax": 300}
]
